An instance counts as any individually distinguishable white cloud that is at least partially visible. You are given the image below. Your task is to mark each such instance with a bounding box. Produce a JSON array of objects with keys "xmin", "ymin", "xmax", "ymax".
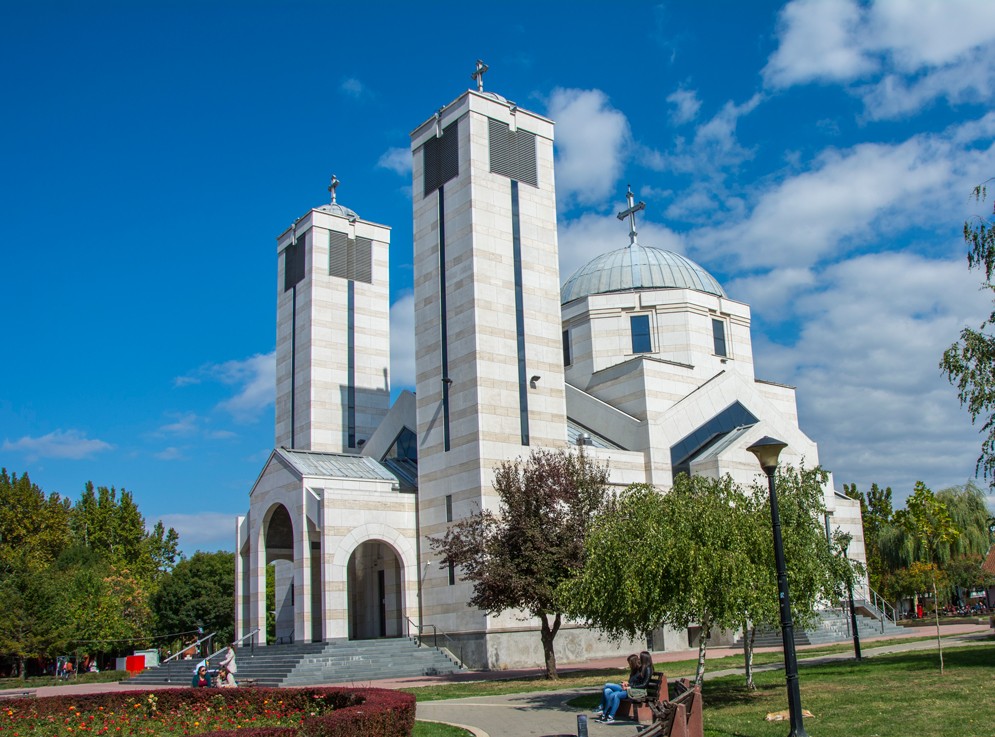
[
  {"xmin": 546, "ymin": 88, "xmax": 630, "ymax": 210},
  {"xmin": 666, "ymin": 88, "xmax": 701, "ymax": 125},
  {"xmin": 764, "ymin": 0, "xmax": 995, "ymax": 118},
  {"xmin": 154, "ymin": 446, "xmax": 184, "ymax": 461},
  {"xmin": 340, "ymin": 77, "xmax": 372, "ymax": 99},
  {"xmin": 178, "ymin": 352, "xmax": 275, "ymax": 423},
  {"xmin": 2, "ymin": 429, "xmax": 112, "ymax": 461},
  {"xmin": 156, "ymin": 512, "xmax": 237, "ymax": 554},
  {"xmin": 216, "ymin": 352, "xmax": 275, "ymax": 421},
  {"xmin": 377, "ymin": 146, "xmax": 411, "ymax": 176},
  {"xmin": 642, "ymin": 94, "xmax": 762, "ymax": 186},
  {"xmin": 158, "ymin": 412, "xmax": 199, "ymax": 436},
  {"xmin": 755, "ymin": 251, "xmax": 992, "ymax": 494},
  {"xmin": 390, "ymin": 293, "xmax": 415, "ymax": 390},
  {"xmin": 690, "ymin": 119, "xmax": 995, "ymax": 274}
]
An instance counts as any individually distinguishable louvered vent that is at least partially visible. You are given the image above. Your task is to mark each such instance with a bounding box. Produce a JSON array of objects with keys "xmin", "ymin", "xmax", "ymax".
[
  {"xmin": 489, "ymin": 119, "xmax": 537, "ymax": 186},
  {"xmin": 423, "ymin": 121, "xmax": 459, "ymax": 195},
  {"xmin": 283, "ymin": 233, "xmax": 306, "ymax": 292},
  {"xmin": 328, "ymin": 231, "xmax": 373, "ymax": 284}
]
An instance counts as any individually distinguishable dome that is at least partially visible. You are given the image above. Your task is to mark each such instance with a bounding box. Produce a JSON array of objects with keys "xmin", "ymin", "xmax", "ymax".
[
  {"xmin": 315, "ymin": 202, "xmax": 359, "ymax": 220},
  {"xmin": 561, "ymin": 245, "xmax": 726, "ymax": 304}
]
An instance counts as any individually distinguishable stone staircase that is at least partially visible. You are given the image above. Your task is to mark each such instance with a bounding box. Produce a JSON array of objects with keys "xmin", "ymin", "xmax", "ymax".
[
  {"xmin": 124, "ymin": 638, "xmax": 462, "ymax": 688},
  {"xmin": 735, "ymin": 608, "xmax": 906, "ymax": 649}
]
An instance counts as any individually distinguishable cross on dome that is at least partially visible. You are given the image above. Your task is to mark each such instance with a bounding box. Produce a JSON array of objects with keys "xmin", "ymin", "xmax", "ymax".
[
  {"xmin": 471, "ymin": 60, "xmax": 489, "ymax": 92},
  {"xmin": 616, "ymin": 184, "xmax": 646, "ymax": 247},
  {"xmin": 328, "ymin": 174, "xmax": 340, "ymax": 204}
]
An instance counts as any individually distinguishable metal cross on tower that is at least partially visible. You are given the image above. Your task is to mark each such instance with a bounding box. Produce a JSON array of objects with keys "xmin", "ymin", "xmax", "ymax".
[
  {"xmin": 328, "ymin": 174, "xmax": 340, "ymax": 204},
  {"xmin": 471, "ymin": 60, "xmax": 489, "ymax": 92},
  {"xmin": 616, "ymin": 184, "xmax": 646, "ymax": 247}
]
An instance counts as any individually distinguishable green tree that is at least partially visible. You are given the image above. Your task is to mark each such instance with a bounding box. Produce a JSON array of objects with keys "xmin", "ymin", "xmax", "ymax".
[
  {"xmin": 941, "ymin": 182, "xmax": 995, "ymax": 484},
  {"xmin": 894, "ymin": 482, "xmax": 960, "ymax": 672},
  {"xmin": 562, "ymin": 475, "xmax": 755, "ymax": 685},
  {"xmin": 150, "ymin": 551, "xmax": 236, "ymax": 649},
  {"xmin": 429, "ymin": 448, "xmax": 611, "ymax": 679},
  {"xmin": 844, "ymin": 482, "xmax": 893, "ymax": 594},
  {"xmin": 743, "ymin": 466, "xmax": 849, "ymax": 688}
]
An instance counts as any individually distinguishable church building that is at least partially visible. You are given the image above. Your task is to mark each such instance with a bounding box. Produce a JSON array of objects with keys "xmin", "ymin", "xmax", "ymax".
[{"xmin": 235, "ymin": 70, "xmax": 864, "ymax": 669}]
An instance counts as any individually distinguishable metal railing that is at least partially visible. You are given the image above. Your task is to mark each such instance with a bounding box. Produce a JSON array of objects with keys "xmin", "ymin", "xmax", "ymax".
[
  {"xmin": 161, "ymin": 631, "xmax": 217, "ymax": 665},
  {"xmin": 404, "ymin": 617, "xmax": 465, "ymax": 668},
  {"xmin": 855, "ymin": 585, "xmax": 898, "ymax": 632}
]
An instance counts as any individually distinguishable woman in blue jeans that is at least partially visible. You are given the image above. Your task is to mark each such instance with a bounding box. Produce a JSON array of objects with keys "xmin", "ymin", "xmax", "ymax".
[
  {"xmin": 595, "ymin": 651, "xmax": 653, "ymax": 723},
  {"xmin": 594, "ymin": 654, "xmax": 639, "ymax": 723}
]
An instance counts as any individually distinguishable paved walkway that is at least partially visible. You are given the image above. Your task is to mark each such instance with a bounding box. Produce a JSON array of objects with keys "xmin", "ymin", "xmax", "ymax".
[{"xmin": 18, "ymin": 623, "xmax": 992, "ymax": 737}]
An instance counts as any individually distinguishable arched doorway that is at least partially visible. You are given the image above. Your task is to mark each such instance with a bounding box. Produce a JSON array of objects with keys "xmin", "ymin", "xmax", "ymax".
[
  {"xmin": 264, "ymin": 504, "xmax": 294, "ymax": 644},
  {"xmin": 347, "ymin": 541, "xmax": 403, "ymax": 639}
]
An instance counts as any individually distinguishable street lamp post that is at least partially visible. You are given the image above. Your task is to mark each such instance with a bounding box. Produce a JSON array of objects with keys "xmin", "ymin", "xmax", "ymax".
[
  {"xmin": 747, "ymin": 436, "xmax": 809, "ymax": 737},
  {"xmin": 843, "ymin": 539, "xmax": 862, "ymax": 661}
]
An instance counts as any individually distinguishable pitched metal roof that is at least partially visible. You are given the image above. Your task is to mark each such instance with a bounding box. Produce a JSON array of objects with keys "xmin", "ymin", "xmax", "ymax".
[{"xmin": 277, "ymin": 448, "xmax": 398, "ymax": 483}]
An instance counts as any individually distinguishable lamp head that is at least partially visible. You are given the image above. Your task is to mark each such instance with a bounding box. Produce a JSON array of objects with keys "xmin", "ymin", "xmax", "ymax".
[{"xmin": 747, "ymin": 436, "xmax": 787, "ymax": 475}]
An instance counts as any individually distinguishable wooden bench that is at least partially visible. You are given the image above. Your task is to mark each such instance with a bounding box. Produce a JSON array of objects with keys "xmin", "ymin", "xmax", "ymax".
[
  {"xmin": 616, "ymin": 671, "xmax": 666, "ymax": 724},
  {"xmin": 642, "ymin": 680, "xmax": 702, "ymax": 737}
]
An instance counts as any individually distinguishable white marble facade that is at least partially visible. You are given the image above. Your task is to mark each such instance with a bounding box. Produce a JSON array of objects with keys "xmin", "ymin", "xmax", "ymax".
[{"xmin": 235, "ymin": 85, "xmax": 865, "ymax": 669}]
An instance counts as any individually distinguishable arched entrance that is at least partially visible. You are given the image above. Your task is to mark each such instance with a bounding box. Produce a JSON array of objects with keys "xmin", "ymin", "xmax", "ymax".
[
  {"xmin": 264, "ymin": 504, "xmax": 294, "ymax": 644},
  {"xmin": 347, "ymin": 541, "xmax": 403, "ymax": 639}
]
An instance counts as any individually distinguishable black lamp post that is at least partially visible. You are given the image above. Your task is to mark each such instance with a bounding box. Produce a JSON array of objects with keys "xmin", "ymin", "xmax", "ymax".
[
  {"xmin": 843, "ymin": 539, "xmax": 862, "ymax": 661},
  {"xmin": 747, "ymin": 436, "xmax": 809, "ymax": 737}
]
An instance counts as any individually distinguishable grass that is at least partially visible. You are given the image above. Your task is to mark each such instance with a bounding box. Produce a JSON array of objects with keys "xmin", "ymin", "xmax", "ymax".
[
  {"xmin": 402, "ymin": 633, "xmax": 979, "ymax": 702},
  {"xmin": 413, "ymin": 722, "xmax": 473, "ymax": 737},
  {"xmin": 566, "ymin": 646, "xmax": 995, "ymax": 737},
  {"xmin": 0, "ymin": 670, "xmax": 130, "ymax": 690}
]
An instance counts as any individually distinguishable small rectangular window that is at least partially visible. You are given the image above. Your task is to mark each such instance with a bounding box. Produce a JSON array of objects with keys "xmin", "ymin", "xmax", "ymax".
[
  {"xmin": 562, "ymin": 330, "xmax": 571, "ymax": 367},
  {"xmin": 630, "ymin": 314, "xmax": 652, "ymax": 354},
  {"xmin": 448, "ymin": 561, "xmax": 456, "ymax": 586},
  {"xmin": 712, "ymin": 318, "xmax": 727, "ymax": 357},
  {"xmin": 445, "ymin": 495, "xmax": 453, "ymax": 522}
]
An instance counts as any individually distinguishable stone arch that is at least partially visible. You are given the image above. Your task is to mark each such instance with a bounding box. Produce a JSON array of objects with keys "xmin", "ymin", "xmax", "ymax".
[
  {"xmin": 262, "ymin": 503, "xmax": 295, "ymax": 643},
  {"xmin": 333, "ymin": 524, "xmax": 417, "ymax": 641}
]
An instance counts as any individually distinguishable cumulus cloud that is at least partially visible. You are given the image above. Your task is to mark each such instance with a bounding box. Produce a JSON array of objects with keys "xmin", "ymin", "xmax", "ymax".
[
  {"xmin": 690, "ymin": 118, "xmax": 995, "ymax": 275},
  {"xmin": 158, "ymin": 412, "xmax": 199, "ymax": 436},
  {"xmin": 154, "ymin": 446, "xmax": 184, "ymax": 461},
  {"xmin": 390, "ymin": 293, "xmax": 415, "ymax": 390},
  {"xmin": 764, "ymin": 0, "xmax": 995, "ymax": 118},
  {"xmin": 754, "ymin": 251, "xmax": 992, "ymax": 494},
  {"xmin": 377, "ymin": 146, "xmax": 411, "ymax": 176},
  {"xmin": 546, "ymin": 88, "xmax": 630, "ymax": 210},
  {"xmin": 156, "ymin": 512, "xmax": 237, "ymax": 554},
  {"xmin": 2, "ymin": 429, "xmax": 112, "ymax": 461}
]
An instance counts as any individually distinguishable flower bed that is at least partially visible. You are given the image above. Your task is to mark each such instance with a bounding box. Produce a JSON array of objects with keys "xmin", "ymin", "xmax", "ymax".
[{"xmin": 0, "ymin": 686, "xmax": 415, "ymax": 737}]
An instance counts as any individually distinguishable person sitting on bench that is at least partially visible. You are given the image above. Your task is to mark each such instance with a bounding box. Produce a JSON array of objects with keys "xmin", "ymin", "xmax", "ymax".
[{"xmin": 596, "ymin": 651, "xmax": 653, "ymax": 723}]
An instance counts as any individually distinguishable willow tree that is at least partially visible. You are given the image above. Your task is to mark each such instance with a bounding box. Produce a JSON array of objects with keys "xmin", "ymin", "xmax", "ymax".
[
  {"xmin": 561, "ymin": 475, "xmax": 755, "ymax": 685},
  {"xmin": 429, "ymin": 448, "xmax": 611, "ymax": 679}
]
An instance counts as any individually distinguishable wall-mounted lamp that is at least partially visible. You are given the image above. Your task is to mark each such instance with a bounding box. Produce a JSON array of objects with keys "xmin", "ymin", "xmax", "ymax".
[{"xmin": 530, "ymin": 375, "xmax": 541, "ymax": 388}]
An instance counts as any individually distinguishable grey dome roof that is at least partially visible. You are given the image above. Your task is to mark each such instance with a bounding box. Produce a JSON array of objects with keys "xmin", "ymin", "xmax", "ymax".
[
  {"xmin": 561, "ymin": 245, "xmax": 726, "ymax": 304},
  {"xmin": 316, "ymin": 202, "xmax": 359, "ymax": 220}
]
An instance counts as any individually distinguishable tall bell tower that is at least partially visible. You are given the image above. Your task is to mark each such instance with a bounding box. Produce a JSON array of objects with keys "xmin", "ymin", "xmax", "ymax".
[
  {"xmin": 410, "ymin": 64, "xmax": 567, "ymax": 654},
  {"xmin": 274, "ymin": 177, "xmax": 391, "ymax": 453}
]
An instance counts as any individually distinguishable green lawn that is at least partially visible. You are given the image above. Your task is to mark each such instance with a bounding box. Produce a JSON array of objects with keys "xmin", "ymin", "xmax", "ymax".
[
  {"xmin": 0, "ymin": 670, "xmax": 130, "ymax": 690},
  {"xmin": 413, "ymin": 722, "xmax": 473, "ymax": 737},
  {"xmin": 565, "ymin": 646, "xmax": 994, "ymax": 737},
  {"xmin": 401, "ymin": 634, "xmax": 969, "ymax": 702}
]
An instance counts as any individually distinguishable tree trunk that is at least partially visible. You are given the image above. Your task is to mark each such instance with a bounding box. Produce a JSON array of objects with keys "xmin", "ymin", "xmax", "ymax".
[
  {"xmin": 540, "ymin": 612, "xmax": 561, "ymax": 679},
  {"xmin": 17, "ymin": 655, "xmax": 26, "ymax": 680},
  {"xmin": 743, "ymin": 621, "xmax": 757, "ymax": 691},
  {"xmin": 932, "ymin": 576, "xmax": 944, "ymax": 674},
  {"xmin": 694, "ymin": 617, "xmax": 710, "ymax": 686}
]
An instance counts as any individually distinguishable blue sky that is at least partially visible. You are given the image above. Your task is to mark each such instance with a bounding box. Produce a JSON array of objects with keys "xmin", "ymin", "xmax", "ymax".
[{"xmin": 3, "ymin": 0, "xmax": 995, "ymax": 555}]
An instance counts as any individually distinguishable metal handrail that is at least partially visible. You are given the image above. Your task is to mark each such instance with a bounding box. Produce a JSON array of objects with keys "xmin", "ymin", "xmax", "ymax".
[
  {"xmin": 404, "ymin": 617, "xmax": 465, "ymax": 668},
  {"xmin": 855, "ymin": 585, "xmax": 897, "ymax": 632},
  {"xmin": 161, "ymin": 631, "xmax": 217, "ymax": 665}
]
